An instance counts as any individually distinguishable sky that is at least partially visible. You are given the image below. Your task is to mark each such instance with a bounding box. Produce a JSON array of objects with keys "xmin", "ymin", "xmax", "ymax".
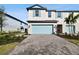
[{"xmin": 0, "ymin": 4, "xmax": 79, "ymax": 22}]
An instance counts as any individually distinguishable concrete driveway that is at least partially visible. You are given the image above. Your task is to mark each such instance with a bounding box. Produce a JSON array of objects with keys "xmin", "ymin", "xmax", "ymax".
[{"xmin": 10, "ymin": 34, "xmax": 79, "ymax": 55}]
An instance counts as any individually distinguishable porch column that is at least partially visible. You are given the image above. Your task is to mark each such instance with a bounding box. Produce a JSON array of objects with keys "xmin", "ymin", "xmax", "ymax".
[
  {"xmin": 28, "ymin": 24, "xmax": 32, "ymax": 34},
  {"xmin": 53, "ymin": 24, "xmax": 57, "ymax": 34}
]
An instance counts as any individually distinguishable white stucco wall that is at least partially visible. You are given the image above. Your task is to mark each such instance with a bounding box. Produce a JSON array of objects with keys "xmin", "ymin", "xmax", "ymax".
[
  {"xmin": 27, "ymin": 9, "xmax": 79, "ymax": 34},
  {"xmin": 2, "ymin": 16, "xmax": 26, "ymax": 32},
  {"xmin": 28, "ymin": 10, "xmax": 56, "ymax": 21}
]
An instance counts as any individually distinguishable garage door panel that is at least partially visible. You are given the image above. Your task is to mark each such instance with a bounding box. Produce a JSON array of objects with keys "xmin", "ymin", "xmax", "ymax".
[{"xmin": 32, "ymin": 25, "xmax": 53, "ymax": 34}]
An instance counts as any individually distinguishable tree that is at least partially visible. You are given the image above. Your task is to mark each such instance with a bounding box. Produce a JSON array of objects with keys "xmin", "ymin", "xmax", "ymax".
[
  {"xmin": 0, "ymin": 6, "xmax": 5, "ymax": 32},
  {"xmin": 64, "ymin": 12, "xmax": 79, "ymax": 34},
  {"xmin": 64, "ymin": 13, "xmax": 72, "ymax": 34}
]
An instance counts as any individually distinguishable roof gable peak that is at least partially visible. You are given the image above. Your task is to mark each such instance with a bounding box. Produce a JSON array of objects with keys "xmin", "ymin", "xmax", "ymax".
[
  {"xmin": 31, "ymin": 4, "xmax": 45, "ymax": 8},
  {"xmin": 27, "ymin": 4, "xmax": 47, "ymax": 11}
]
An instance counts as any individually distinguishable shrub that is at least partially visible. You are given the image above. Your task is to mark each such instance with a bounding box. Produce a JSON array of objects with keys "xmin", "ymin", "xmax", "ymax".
[
  {"xmin": 57, "ymin": 34, "xmax": 79, "ymax": 40},
  {"xmin": 0, "ymin": 33, "xmax": 26, "ymax": 45},
  {"xmin": 0, "ymin": 31, "xmax": 7, "ymax": 35}
]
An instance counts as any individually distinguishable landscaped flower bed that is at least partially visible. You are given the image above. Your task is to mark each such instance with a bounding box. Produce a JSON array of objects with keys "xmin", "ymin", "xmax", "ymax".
[{"xmin": 0, "ymin": 31, "xmax": 27, "ymax": 45}]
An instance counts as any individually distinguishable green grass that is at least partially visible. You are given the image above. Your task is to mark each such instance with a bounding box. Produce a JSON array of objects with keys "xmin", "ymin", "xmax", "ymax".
[
  {"xmin": 0, "ymin": 42, "xmax": 18, "ymax": 55},
  {"xmin": 66, "ymin": 39, "xmax": 79, "ymax": 46},
  {"xmin": 0, "ymin": 31, "xmax": 27, "ymax": 54},
  {"xmin": 57, "ymin": 35, "xmax": 79, "ymax": 46}
]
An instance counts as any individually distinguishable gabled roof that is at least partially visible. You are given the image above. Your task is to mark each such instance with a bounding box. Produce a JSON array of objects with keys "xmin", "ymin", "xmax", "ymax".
[
  {"xmin": 4, "ymin": 13, "xmax": 28, "ymax": 25},
  {"xmin": 47, "ymin": 10, "xmax": 79, "ymax": 12},
  {"xmin": 27, "ymin": 4, "xmax": 79, "ymax": 12},
  {"xmin": 27, "ymin": 4, "xmax": 47, "ymax": 11},
  {"xmin": 55, "ymin": 10, "xmax": 79, "ymax": 12}
]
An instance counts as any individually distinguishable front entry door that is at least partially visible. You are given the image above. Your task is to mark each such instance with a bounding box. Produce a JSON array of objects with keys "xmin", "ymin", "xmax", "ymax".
[{"xmin": 57, "ymin": 25, "xmax": 62, "ymax": 34}]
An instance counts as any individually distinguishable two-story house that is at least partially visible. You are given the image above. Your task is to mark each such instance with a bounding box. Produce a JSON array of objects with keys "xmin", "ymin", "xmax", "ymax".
[{"xmin": 27, "ymin": 4, "xmax": 79, "ymax": 34}]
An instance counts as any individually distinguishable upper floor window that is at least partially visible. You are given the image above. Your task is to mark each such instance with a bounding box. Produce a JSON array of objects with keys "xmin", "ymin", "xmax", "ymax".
[
  {"xmin": 48, "ymin": 11, "xmax": 51, "ymax": 17},
  {"xmin": 34, "ymin": 10, "xmax": 40, "ymax": 17},
  {"xmin": 57, "ymin": 12, "xmax": 62, "ymax": 18}
]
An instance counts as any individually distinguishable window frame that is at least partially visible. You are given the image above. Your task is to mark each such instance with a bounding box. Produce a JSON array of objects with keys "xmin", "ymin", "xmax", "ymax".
[
  {"xmin": 48, "ymin": 11, "xmax": 51, "ymax": 17},
  {"xmin": 66, "ymin": 25, "xmax": 75, "ymax": 33},
  {"xmin": 57, "ymin": 12, "xmax": 62, "ymax": 18},
  {"xmin": 33, "ymin": 10, "xmax": 40, "ymax": 17}
]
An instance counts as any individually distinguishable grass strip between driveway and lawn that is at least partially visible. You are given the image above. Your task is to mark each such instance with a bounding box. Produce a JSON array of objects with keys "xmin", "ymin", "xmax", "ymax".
[
  {"xmin": 0, "ymin": 31, "xmax": 27, "ymax": 55},
  {"xmin": 0, "ymin": 42, "xmax": 18, "ymax": 55},
  {"xmin": 65, "ymin": 39, "xmax": 79, "ymax": 46},
  {"xmin": 57, "ymin": 35, "xmax": 79, "ymax": 46}
]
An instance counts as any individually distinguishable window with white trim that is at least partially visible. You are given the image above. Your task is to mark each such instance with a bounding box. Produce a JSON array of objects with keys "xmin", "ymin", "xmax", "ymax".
[
  {"xmin": 33, "ymin": 10, "xmax": 40, "ymax": 17},
  {"xmin": 66, "ymin": 25, "xmax": 75, "ymax": 34},
  {"xmin": 48, "ymin": 11, "xmax": 51, "ymax": 17},
  {"xmin": 57, "ymin": 12, "xmax": 62, "ymax": 18}
]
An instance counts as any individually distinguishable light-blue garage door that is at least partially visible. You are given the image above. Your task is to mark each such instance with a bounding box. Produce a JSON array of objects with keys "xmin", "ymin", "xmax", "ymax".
[{"xmin": 32, "ymin": 25, "xmax": 53, "ymax": 34}]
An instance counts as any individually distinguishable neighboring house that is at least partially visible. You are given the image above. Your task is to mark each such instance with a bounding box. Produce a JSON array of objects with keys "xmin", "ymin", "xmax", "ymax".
[
  {"xmin": 2, "ymin": 13, "xmax": 27, "ymax": 32},
  {"xmin": 27, "ymin": 4, "xmax": 79, "ymax": 34}
]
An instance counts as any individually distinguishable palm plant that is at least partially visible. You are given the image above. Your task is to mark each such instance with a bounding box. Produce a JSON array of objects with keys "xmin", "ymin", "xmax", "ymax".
[
  {"xmin": 64, "ymin": 12, "xmax": 79, "ymax": 34},
  {"xmin": 64, "ymin": 13, "xmax": 72, "ymax": 34}
]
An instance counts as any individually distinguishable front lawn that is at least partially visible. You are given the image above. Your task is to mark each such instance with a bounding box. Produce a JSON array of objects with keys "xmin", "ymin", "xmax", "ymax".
[
  {"xmin": 57, "ymin": 34, "xmax": 79, "ymax": 46},
  {"xmin": 0, "ymin": 31, "xmax": 27, "ymax": 54},
  {"xmin": 0, "ymin": 42, "xmax": 18, "ymax": 55},
  {"xmin": 67, "ymin": 39, "xmax": 79, "ymax": 46}
]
